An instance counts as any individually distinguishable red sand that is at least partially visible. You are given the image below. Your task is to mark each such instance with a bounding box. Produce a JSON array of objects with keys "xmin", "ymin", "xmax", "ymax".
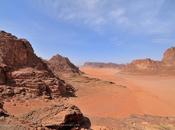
[{"xmin": 70, "ymin": 67, "xmax": 175, "ymax": 118}]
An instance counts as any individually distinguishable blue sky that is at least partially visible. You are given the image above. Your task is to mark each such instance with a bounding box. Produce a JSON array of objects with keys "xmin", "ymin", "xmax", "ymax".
[{"xmin": 0, "ymin": 0, "xmax": 175, "ymax": 65}]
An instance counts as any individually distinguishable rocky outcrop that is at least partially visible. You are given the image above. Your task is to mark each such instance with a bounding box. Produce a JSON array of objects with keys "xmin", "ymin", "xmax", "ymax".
[
  {"xmin": 83, "ymin": 47, "xmax": 175, "ymax": 75},
  {"xmin": 0, "ymin": 31, "xmax": 47, "ymax": 70},
  {"xmin": 47, "ymin": 54, "xmax": 81, "ymax": 77},
  {"xmin": 84, "ymin": 62, "xmax": 124, "ymax": 69},
  {"xmin": 8, "ymin": 68, "xmax": 75, "ymax": 99},
  {"xmin": 0, "ymin": 31, "xmax": 75, "ymax": 99},
  {"xmin": 0, "ymin": 31, "xmax": 91, "ymax": 130},
  {"xmin": 123, "ymin": 58, "xmax": 162, "ymax": 74},
  {"xmin": 0, "ymin": 103, "xmax": 91, "ymax": 129},
  {"xmin": 162, "ymin": 47, "xmax": 175, "ymax": 65},
  {"xmin": 21, "ymin": 104, "xmax": 91, "ymax": 130},
  {"xmin": 122, "ymin": 47, "xmax": 175, "ymax": 74}
]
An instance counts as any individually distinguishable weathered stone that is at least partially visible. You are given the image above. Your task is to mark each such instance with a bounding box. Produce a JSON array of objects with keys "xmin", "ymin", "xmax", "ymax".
[
  {"xmin": 162, "ymin": 47, "xmax": 175, "ymax": 65},
  {"xmin": 47, "ymin": 54, "xmax": 81, "ymax": 77},
  {"xmin": 0, "ymin": 31, "xmax": 76, "ymax": 100},
  {"xmin": 0, "ymin": 101, "xmax": 8, "ymax": 117}
]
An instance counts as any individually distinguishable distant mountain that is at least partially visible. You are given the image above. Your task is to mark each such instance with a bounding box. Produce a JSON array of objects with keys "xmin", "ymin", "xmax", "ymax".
[
  {"xmin": 122, "ymin": 58, "xmax": 162, "ymax": 74},
  {"xmin": 83, "ymin": 62, "xmax": 125, "ymax": 69},
  {"xmin": 123, "ymin": 47, "xmax": 175, "ymax": 74},
  {"xmin": 47, "ymin": 54, "xmax": 81, "ymax": 77},
  {"xmin": 83, "ymin": 47, "xmax": 175, "ymax": 75}
]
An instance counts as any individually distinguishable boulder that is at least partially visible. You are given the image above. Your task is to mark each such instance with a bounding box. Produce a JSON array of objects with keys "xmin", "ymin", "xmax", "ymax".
[{"xmin": 22, "ymin": 104, "xmax": 91, "ymax": 130}]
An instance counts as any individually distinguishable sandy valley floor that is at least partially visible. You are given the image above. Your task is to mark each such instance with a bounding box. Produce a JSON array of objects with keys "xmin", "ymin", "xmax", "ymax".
[
  {"xmin": 3, "ymin": 67, "xmax": 175, "ymax": 130},
  {"xmin": 67, "ymin": 67, "xmax": 175, "ymax": 129},
  {"xmin": 78, "ymin": 67, "xmax": 175, "ymax": 117}
]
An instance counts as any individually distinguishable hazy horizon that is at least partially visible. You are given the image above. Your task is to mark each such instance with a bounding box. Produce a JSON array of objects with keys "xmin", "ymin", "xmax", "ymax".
[{"xmin": 1, "ymin": 0, "xmax": 175, "ymax": 65}]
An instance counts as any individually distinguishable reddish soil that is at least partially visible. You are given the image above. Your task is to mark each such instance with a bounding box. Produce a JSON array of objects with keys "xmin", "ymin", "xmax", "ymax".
[{"xmin": 72, "ymin": 67, "xmax": 175, "ymax": 118}]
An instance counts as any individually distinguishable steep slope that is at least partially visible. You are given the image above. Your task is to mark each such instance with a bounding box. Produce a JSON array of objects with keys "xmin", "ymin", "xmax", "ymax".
[
  {"xmin": 0, "ymin": 31, "xmax": 91, "ymax": 130},
  {"xmin": 0, "ymin": 31, "xmax": 47, "ymax": 70},
  {"xmin": 0, "ymin": 31, "xmax": 75, "ymax": 100},
  {"xmin": 47, "ymin": 54, "xmax": 81, "ymax": 77},
  {"xmin": 162, "ymin": 47, "xmax": 175, "ymax": 65}
]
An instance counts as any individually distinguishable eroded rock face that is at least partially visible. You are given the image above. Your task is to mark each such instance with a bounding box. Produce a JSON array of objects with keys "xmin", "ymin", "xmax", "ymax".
[
  {"xmin": 48, "ymin": 54, "xmax": 81, "ymax": 77},
  {"xmin": 0, "ymin": 31, "xmax": 47, "ymax": 70},
  {"xmin": 0, "ymin": 31, "xmax": 75, "ymax": 99},
  {"xmin": 162, "ymin": 47, "xmax": 175, "ymax": 65},
  {"xmin": 123, "ymin": 58, "xmax": 162, "ymax": 74},
  {"xmin": 122, "ymin": 47, "xmax": 175, "ymax": 74},
  {"xmin": 0, "ymin": 31, "xmax": 90, "ymax": 130}
]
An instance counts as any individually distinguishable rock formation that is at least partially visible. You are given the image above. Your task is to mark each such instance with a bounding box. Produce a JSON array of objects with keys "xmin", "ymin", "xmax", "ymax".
[
  {"xmin": 0, "ymin": 30, "xmax": 91, "ymax": 130},
  {"xmin": 0, "ymin": 31, "xmax": 75, "ymax": 100},
  {"xmin": 47, "ymin": 54, "xmax": 81, "ymax": 77},
  {"xmin": 84, "ymin": 62, "xmax": 124, "ymax": 69},
  {"xmin": 122, "ymin": 47, "xmax": 175, "ymax": 74},
  {"xmin": 122, "ymin": 58, "xmax": 162, "ymax": 74},
  {"xmin": 162, "ymin": 47, "xmax": 175, "ymax": 65},
  {"xmin": 21, "ymin": 104, "xmax": 91, "ymax": 129},
  {"xmin": 0, "ymin": 31, "xmax": 47, "ymax": 70}
]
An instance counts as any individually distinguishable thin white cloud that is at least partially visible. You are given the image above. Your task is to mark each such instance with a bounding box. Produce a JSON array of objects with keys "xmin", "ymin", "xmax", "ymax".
[
  {"xmin": 109, "ymin": 8, "xmax": 129, "ymax": 24},
  {"xmin": 32, "ymin": 0, "xmax": 175, "ymax": 41}
]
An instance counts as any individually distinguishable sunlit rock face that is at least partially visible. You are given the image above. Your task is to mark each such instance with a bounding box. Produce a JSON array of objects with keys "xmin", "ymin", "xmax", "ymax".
[
  {"xmin": 122, "ymin": 47, "xmax": 175, "ymax": 75},
  {"xmin": 0, "ymin": 31, "xmax": 75, "ymax": 100},
  {"xmin": 122, "ymin": 58, "xmax": 162, "ymax": 74},
  {"xmin": 0, "ymin": 31, "xmax": 47, "ymax": 70},
  {"xmin": 162, "ymin": 47, "xmax": 175, "ymax": 66}
]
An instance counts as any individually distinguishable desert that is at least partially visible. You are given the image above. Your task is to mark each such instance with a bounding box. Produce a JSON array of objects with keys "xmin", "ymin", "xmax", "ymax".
[
  {"xmin": 1, "ymin": 1, "xmax": 175, "ymax": 130},
  {"xmin": 0, "ymin": 31, "xmax": 175, "ymax": 130}
]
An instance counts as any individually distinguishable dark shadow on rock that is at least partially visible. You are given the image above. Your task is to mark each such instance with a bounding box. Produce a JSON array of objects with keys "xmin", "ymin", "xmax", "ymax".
[{"xmin": 46, "ymin": 114, "xmax": 91, "ymax": 130}]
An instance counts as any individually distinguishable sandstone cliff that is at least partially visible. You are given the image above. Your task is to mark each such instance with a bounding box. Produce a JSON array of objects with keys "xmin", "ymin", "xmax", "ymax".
[
  {"xmin": 122, "ymin": 47, "xmax": 175, "ymax": 74},
  {"xmin": 123, "ymin": 58, "xmax": 162, "ymax": 74},
  {"xmin": 0, "ymin": 30, "xmax": 91, "ymax": 130},
  {"xmin": 162, "ymin": 47, "xmax": 175, "ymax": 65},
  {"xmin": 0, "ymin": 31, "xmax": 75, "ymax": 100}
]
